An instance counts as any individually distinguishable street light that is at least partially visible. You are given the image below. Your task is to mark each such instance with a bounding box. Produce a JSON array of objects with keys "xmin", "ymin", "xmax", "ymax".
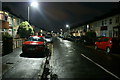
[
  {"xmin": 66, "ymin": 24, "xmax": 70, "ymax": 31},
  {"xmin": 51, "ymin": 31, "xmax": 53, "ymax": 33},
  {"xmin": 66, "ymin": 24, "xmax": 69, "ymax": 28},
  {"xmin": 66, "ymin": 24, "xmax": 70, "ymax": 36},
  {"xmin": 60, "ymin": 29, "xmax": 63, "ymax": 37},
  {"xmin": 60, "ymin": 29, "xmax": 63, "ymax": 31},
  {"xmin": 28, "ymin": 2, "xmax": 39, "ymax": 22},
  {"xmin": 30, "ymin": 2, "xmax": 39, "ymax": 7}
]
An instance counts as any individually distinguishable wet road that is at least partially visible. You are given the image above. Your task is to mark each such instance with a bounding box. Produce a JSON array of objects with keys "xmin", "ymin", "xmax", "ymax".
[{"xmin": 50, "ymin": 37, "xmax": 120, "ymax": 80}]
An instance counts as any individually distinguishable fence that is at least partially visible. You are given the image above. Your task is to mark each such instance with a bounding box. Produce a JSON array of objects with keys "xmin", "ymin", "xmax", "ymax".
[{"xmin": 13, "ymin": 39, "xmax": 25, "ymax": 49}]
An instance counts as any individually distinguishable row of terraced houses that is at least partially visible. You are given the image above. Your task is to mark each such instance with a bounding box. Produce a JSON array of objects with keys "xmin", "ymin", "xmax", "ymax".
[
  {"xmin": 69, "ymin": 8, "xmax": 120, "ymax": 39},
  {"xmin": 0, "ymin": 10, "xmax": 48, "ymax": 39}
]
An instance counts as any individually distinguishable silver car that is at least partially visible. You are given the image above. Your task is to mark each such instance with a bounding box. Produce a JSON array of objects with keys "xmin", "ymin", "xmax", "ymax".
[{"xmin": 45, "ymin": 36, "xmax": 53, "ymax": 43}]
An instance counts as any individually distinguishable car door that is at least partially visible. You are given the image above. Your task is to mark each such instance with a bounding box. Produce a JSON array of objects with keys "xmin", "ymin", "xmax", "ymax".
[{"xmin": 96, "ymin": 38, "xmax": 103, "ymax": 49}]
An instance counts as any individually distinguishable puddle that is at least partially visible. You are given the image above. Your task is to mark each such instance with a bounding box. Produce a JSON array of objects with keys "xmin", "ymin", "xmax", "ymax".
[{"xmin": 6, "ymin": 62, "xmax": 14, "ymax": 64}]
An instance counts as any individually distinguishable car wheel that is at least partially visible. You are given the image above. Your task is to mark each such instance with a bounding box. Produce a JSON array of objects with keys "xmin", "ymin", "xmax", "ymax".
[
  {"xmin": 95, "ymin": 45, "xmax": 98, "ymax": 50},
  {"xmin": 106, "ymin": 47, "xmax": 111, "ymax": 53}
]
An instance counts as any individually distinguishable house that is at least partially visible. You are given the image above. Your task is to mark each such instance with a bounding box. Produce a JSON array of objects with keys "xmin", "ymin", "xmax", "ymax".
[
  {"xmin": 0, "ymin": 10, "xmax": 23, "ymax": 38},
  {"xmin": 70, "ymin": 8, "xmax": 120, "ymax": 39}
]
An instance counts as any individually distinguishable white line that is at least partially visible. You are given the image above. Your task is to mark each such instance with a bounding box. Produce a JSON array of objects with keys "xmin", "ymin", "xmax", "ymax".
[
  {"xmin": 81, "ymin": 54, "xmax": 120, "ymax": 80},
  {"xmin": 51, "ymin": 44, "xmax": 53, "ymax": 56}
]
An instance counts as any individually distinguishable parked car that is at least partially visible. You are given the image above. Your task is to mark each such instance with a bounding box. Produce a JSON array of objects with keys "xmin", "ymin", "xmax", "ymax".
[
  {"xmin": 95, "ymin": 37, "xmax": 120, "ymax": 53},
  {"xmin": 22, "ymin": 36, "xmax": 47, "ymax": 55},
  {"xmin": 68, "ymin": 36, "xmax": 81, "ymax": 42},
  {"xmin": 79, "ymin": 36, "xmax": 93, "ymax": 45},
  {"xmin": 45, "ymin": 36, "xmax": 53, "ymax": 43}
]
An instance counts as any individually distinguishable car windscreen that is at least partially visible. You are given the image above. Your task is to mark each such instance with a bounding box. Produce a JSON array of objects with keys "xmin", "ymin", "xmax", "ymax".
[{"xmin": 27, "ymin": 37, "xmax": 44, "ymax": 41}]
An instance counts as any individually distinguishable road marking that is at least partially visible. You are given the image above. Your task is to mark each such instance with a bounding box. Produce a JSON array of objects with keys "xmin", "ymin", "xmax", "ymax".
[
  {"xmin": 81, "ymin": 54, "xmax": 120, "ymax": 80},
  {"xmin": 51, "ymin": 44, "xmax": 53, "ymax": 56}
]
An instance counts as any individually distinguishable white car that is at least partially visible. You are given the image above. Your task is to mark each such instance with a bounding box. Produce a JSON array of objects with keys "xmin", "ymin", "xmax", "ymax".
[{"xmin": 45, "ymin": 36, "xmax": 53, "ymax": 43}]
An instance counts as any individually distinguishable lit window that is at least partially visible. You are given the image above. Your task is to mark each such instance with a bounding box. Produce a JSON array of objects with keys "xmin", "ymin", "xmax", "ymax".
[
  {"xmin": 0, "ymin": 13, "xmax": 4, "ymax": 20},
  {"xmin": 0, "ymin": 11, "xmax": 4, "ymax": 14},
  {"xmin": 13, "ymin": 18, "xmax": 17, "ymax": 26},
  {"xmin": 87, "ymin": 24, "xmax": 89, "ymax": 29},
  {"xmin": 0, "ymin": 14, "xmax": 2, "ymax": 20},
  {"xmin": 105, "ymin": 20, "xmax": 107, "ymax": 25}
]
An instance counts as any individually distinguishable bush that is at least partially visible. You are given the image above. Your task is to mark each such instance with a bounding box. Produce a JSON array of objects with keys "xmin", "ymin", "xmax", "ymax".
[
  {"xmin": 2, "ymin": 32, "xmax": 13, "ymax": 55},
  {"xmin": 17, "ymin": 21, "xmax": 34, "ymax": 38},
  {"xmin": 86, "ymin": 31, "xmax": 97, "ymax": 44}
]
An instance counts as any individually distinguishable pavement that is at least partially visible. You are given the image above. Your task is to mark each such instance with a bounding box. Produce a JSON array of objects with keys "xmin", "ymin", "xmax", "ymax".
[
  {"xmin": 1, "ymin": 47, "xmax": 48, "ymax": 79},
  {"xmin": 0, "ymin": 41, "xmax": 2, "ymax": 56}
]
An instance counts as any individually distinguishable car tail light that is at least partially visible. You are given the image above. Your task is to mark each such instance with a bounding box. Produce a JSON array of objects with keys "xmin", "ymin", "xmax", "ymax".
[
  {"xmin": 110, "ymin": 41, "xmax": 112, "ymax": 44},
  {"xmin": 95, "ymin": 42, "xmax": 97, "ymax": 44}
]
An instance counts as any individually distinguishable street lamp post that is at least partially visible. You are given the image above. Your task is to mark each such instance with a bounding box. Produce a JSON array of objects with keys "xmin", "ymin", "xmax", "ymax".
[
  {"xmin": 66, "ymin": 24, "xmax": 71, "ymax": 37},
  {"xmin": 66, "ymin": 24, "xmax": 70, "ymax": 33},
  {"xmin": 60, "ymin": 29, "xmax": 63, "ymax": 37},
  {"xmin": 28, "ymin": 6, "xmax": 30, "ymax": 22},
  {"xmin": 27, "ymin": 2, "xmax": 39, "ymax": 22}
]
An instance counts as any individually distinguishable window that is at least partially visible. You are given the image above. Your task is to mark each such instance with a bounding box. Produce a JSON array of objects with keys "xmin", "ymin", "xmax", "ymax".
[
  {"xmin": 13, "ymin": 18, "xmax": 17, "ymax": 26},
  {"xmin": 105, "ymin": 20, "xmax": 107, "ymax": 25},
  {"xmin": 27, "ymin": 37, "xmax": 44, "ymax": 41},
  {"xmin": 103, "ymin": 38, "xmax": 109, "ymax": 42},
  {"xmin": 109, "ymin": 19, "xmax": 112, "ymax": 24},
  {"xmin": 7, "ymin": 16, "xmax": 12, "ymax": 25},
  {"xmin": 94, "ymin": 23, "xmax": 96, "ymax": 27},
  {"xmin": 0, "ymin": 13, "xmax": 4, "ymax": 20}
]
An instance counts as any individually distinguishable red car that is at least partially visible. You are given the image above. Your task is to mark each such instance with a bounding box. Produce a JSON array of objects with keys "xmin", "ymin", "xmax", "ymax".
[
  {"xmin": 22, "ymin": 36, "xmax": 47, "ymax": 55},
  {"xmin": 95, "ymin": 37, "xmax": 120, "ymax": 53}
]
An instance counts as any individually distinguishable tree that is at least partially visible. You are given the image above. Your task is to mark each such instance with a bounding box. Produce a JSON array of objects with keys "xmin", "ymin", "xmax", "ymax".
[
  {"xmin": 85, "ymin": 31, "xmax": 97, "ymax": 45},
  {"xmin": 17, "ymin": 21, "xmax": 34, "ymax": 38}
]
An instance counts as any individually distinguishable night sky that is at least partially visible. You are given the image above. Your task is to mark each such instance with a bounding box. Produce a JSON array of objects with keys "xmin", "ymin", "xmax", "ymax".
[{"xmin": 2, "ymin": 2, "xmax": 119, "ymax": 32}]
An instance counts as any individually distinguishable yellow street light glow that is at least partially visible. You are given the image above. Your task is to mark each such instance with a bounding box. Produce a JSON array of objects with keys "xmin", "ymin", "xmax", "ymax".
[
  {"xmin": 0, "ymin": 11, "xmax": 4, "ymax": 13},
  {"xmin": 30, "ymin": 2, "xmax": 39, "ymax": 7},
  {"xmin": 13, "ymin": 18, "xmax": 16, "ymax": 21},
  {"xmin": 5, "ymin": 12, "xmax": 9, "ymax": 16}
]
